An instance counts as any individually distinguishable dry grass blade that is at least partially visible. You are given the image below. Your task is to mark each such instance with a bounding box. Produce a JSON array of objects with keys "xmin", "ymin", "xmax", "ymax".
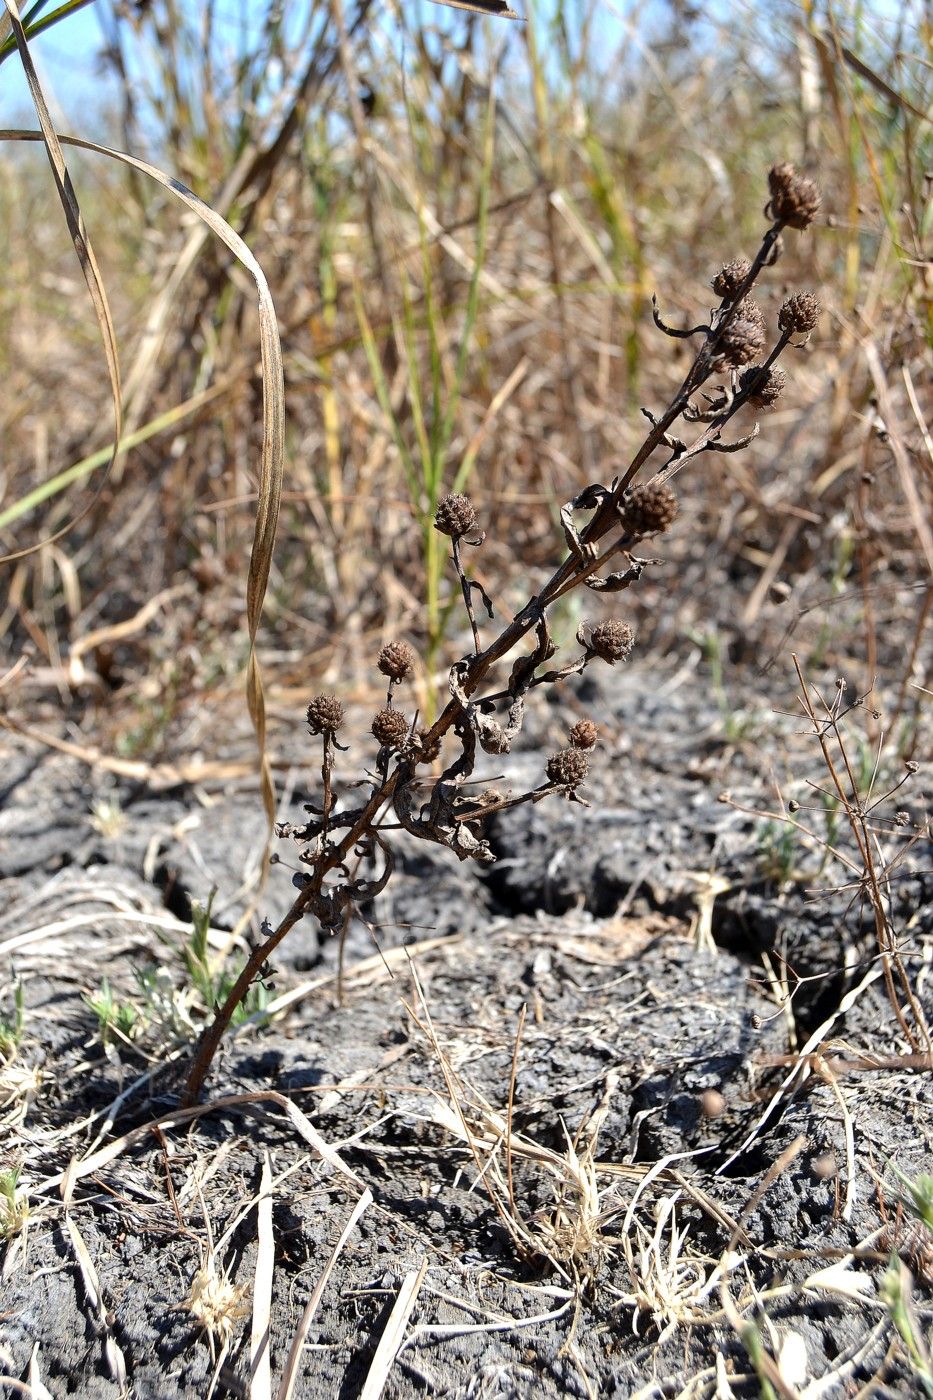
[
  {"xmin": 276, "ymin": 1187, "xmax": 374, "ymax": 1400},
  {"xmin": 64, "ymin": 1214, "xmax": 128, "ymax": 1387},
  {"xmin": 32, "ymin": 1092, "xmax": 362, "ymax": 1199},
  {"xmin": 250, "ymin": 1153, "xmax": 275, "ymax": 1400},
  {"xmin": 358, "ymin": 1257, "xmax": 429, "ymax": 1400},
  {"xmin": 429, "ymin": 0, "xmax": 521, "ymax": 15},
  {"xmin": 0, "ymin": 125, "xmax": 284, "ymax": 829},
  {"xmin": 0, "ymin": 0, "xmax": 122, "ymax": 566}
]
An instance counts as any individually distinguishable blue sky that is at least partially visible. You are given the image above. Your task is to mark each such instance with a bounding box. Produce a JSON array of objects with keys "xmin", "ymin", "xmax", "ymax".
[{"xmin": 0, "ymin": 2, "xmax": 113, "ymax": 125}]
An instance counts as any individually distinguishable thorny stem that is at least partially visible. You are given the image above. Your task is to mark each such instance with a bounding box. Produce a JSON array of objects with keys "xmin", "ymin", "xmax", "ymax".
[{"xmin": 184, "ymin": 216, "xmax": 797, "ymax": 1104}]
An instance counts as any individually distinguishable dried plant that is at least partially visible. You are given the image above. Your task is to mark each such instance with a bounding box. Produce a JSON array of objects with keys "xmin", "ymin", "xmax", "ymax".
[{"xmin": 184, "ymin": 162, "xmax": 823, "ymax": 1102}]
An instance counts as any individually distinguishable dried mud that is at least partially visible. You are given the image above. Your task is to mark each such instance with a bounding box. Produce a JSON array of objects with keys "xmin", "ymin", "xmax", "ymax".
[{"xmin": 1, "ymin": 666, "xmax": 931, "ymax": 1398}]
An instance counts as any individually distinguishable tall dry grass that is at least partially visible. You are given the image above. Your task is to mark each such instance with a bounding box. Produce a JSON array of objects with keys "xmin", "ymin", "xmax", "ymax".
[{"xmin": 0, "ymin": 0, "xmax": 930, "ymax": 761}]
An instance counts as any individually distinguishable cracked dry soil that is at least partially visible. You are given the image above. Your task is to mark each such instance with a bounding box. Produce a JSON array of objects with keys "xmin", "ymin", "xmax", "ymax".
[{"xmin": 1, "ymin": 667, "xmax": 931, "ymax": 1398}]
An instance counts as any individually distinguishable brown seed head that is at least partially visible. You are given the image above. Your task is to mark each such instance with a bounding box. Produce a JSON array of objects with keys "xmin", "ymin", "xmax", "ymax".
[
  {"xmin": 767, "ymin": 162, "xmax": 821, "ymax": 230},
  {"xmin": 588, "ymin": 619, "xmax": 635, "ymax": 664},
  {"xmin": 377, "ymin": 640, "xmax": 416, "ymax": 683},
  {"xmin": 546, "ymin": 747, "xmax": 589, "ymax": 789},
  {"xmin": 711, "ymin": 257, "xmax": 751, "ymax": 300},
  {"xmin": 306, "ymin": 694, "xmax": 344, "ymax": 736},
  {"xmin": 569, "ymin": 719, "xmax": 599, "ymax": 750},
  {"xmin": 778, "ymin": 292, "xmax": 821, "ymax": 336},
  {"xmin": 434, "ymin": 493, "xmax": 477, "ymax": 538},
  {"xmin": 371, "ymin": 706, "xmax": 409, "ymax": 749},
  {"xmin": 622, "ymin": 482, "xmax": 679, "ymax": 537},
  {"xmin": 737, "ymin": 298, "xmax": 766, "ymax": 331},
  {"xmin": 739, "ymin": 364, "xmax": 787, "ymax": 410},
  {"xmin": 718, "ymin": 315, "xmax": 767, "ymax": 367}
]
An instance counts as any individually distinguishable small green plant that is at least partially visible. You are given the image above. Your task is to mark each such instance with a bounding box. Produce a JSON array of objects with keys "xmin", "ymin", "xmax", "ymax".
[
  {"xmin": 0, "ymin": 1168, "xmax": 30, "ymax": 1243},
  {"xmin": 882, "ymin": 1258, "xmax": 933, "ymax": 1398},
  {"xmin": 888, "ymin": 1163, "xmax": 933, "ymax": 1233},
  {"xmin": 756, "ymin": 819, "xmax": 799, "ymax": 888},
  {"xmin": 183, "ymin": 896, "xmax": 271, "ymax": 1029},
  {"xmin": 84, "ymin": 977, "xmax": 138, "ymax": 1046},
  {"xmin": 0, "ymin": 981, "xmax": 25, "ymax": 1060},
  {"xmin": 688, "ymin": 629, "xmax": 755, "ymax": 743}
]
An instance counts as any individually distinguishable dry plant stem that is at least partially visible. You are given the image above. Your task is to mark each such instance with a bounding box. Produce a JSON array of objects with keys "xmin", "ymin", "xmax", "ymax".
[
  {"xmin": 451, "ymin": 536, "xmax": 481, "ymax": 653},
  {"xmin": 184, "ymin": 214, "xmax": 796, "ymax": 1105},
  {"xmin": 792, "ymin": 655, "xmax": 931, "ymax": 1055}
]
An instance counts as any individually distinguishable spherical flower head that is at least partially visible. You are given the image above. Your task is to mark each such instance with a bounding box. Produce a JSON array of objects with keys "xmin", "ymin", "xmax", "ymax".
[
  {"xmin": 546, "ymin": 747, "xmax": 589, "ymax": 789},
  {"xmin": 739, "ymin": 364, "xmax": 786, "ymax": 410},
  {"xmin": 569, "ymin": 719, "xmax": 598, "ymax": 750},
  {"xmin": 306, "ymin": 694, "xmax": 344, "ymax": 736},
  {"xmin": 371, "ymin": 706, "xmax": 409, "ymax": 749},
  {"xmin": 718, "ymin": 315, "xmax": 766, "ymax": 368},
  {"xmin": 588, "ymin": 619, "xmax": 635, "ymax": 664},
  {"xmin": 434, "ymin": 493, "xmax": 476, "ymax": 539},
  {"xmin": 737, "ymin": 298, "xmax": 766, "ymax": 331},
  {"xmin": 377, "ymin": 640, "xmax": 416, "ymax": 683},
  {"xmin": 621, "ymin": 482, "xmax": 678, "ymax": 537},
  {"xmin": 767, "ymin": 162, "xmax": 821, "ymax": 230},
  {"xmin": 778, "ymin": 292, "xmax": 821, "ymax": 336},
  {"xmin": 711, "ymin": 257, "xmax": 751, "ymax": 301}
]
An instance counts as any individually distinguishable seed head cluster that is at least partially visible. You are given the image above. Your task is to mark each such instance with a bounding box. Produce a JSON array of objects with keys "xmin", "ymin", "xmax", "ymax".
[
  {"xmin": 371, "ymin": 706, "xmax": 409, "ymax": 749},
  {"xmin": 192, "ymin": 157, "xmax": 829, "ymax": 1102},
  {"xmin": 434, "ymin": 493, "xmax": 477, "ymax": 539},
  {"xmin": 589, "ymin": 619, "xmax": 635, "ymax": 664},
  {"xmin": 767, "ymin": 162, "xmax": 821, "ymax": 231},
  {"xmin": 378, "ymin": 640, "xmax": 416, "ymax": 682},
  {"xmin": 622, "ymin": 482, "xmax": 678, "ymax": 537},
  {"xmin": 306, "ymin": 694, "xmax": 343, "ymax": 736}
]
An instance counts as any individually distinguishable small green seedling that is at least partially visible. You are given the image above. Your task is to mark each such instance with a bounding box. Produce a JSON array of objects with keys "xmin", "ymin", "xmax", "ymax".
[
  {"xmin": 0, "ymin": 982, "xmax": 25, "ymax": 1060},
  {"xmin": 184, "ymin": 895, "xmax": 270, "ymax": 1028},
  {"xmin": 84, "ymin": 977, "xmax": 137, "ymax": 1045},
  {"xmin": 882, "ymin": 1257, "xmax": 933, "ymax": 1398},
  {"xmin": 0, "ymin": 1168, "xmax": 30, "ymax": 1242}
]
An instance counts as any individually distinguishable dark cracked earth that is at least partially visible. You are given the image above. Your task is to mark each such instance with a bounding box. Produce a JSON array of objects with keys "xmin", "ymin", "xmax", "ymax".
[{"xmin": 1, "ymin": 662, "xmax": 931, "ymax": 1398}]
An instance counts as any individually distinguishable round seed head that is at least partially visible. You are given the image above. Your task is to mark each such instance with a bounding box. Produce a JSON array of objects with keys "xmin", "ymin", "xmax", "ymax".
[
  {"xmin": 306, "ymin": 694, "xmax": 344, "ymax": 736},
  {"xmin": 737, "ymin": 298, "xmax": 766, "ymax": 331},
  {"xmin": 767, "ymin": 162, "xmax": 821, "ymax": 230},
  {"xmin": 569, "ymin": 719, "xmax": 599, "ymax": 750},
  {"xmin": 778, "ymin": 292, "xmax": 821, "ymax": 336},
  {"xmin": 739, "ymin": 364, "xmax": 787, "ymax": 410},
  {"xmin": 718, "ymin": 314, "xmax": 767, "ymax": 368},
  {"xmin": 711, "ymin": 257, "xmax": 751, "ymax": 300},
  {"xmin": 371, "ymin": 706, "xmax": 409, "ymax": 749},
  {"xmin": 377, "ymin": 640, "xmax": 416, "ymax": 683},
  {"xmin": 621, "ymin": 482, "xmax": 678, "ymax": 537},
  {"xmin": 588, "ymin": 619, "xmax": 635, "ymax": 664},
  {"xmin": 434, "ymin": 493, "xmax": 477, "ymax": 539},
  {"xmin": 546, "ymin": 747, "xmax": 589, "ymax": 789}
]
